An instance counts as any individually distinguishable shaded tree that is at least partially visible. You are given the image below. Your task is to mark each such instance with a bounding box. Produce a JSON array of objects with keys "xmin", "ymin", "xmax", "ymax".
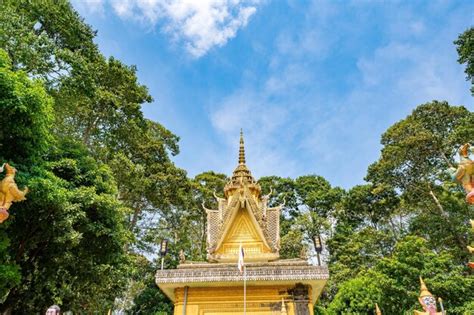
[{"xmin": 455, "ymin": 27, "xmax": 474, "ymax": 95}]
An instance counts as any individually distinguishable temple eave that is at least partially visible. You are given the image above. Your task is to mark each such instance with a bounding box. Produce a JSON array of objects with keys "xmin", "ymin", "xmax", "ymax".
[{"xmin": 156, "ymin": 261, "xmax": 329, "ymax": 303}]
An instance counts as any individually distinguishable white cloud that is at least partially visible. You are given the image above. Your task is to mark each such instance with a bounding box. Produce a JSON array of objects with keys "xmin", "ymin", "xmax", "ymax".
[
  {"xmin": 108, "ymin": 0, "xmax": 261, "ymax": 57},
  {"xmin": 208, "ymin": 0, "xmax": 473, "ymax": 188}
]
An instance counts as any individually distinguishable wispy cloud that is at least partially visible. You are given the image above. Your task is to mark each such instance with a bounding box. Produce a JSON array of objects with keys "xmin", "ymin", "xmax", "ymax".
[
  {"xmin": 72, "ymin": 0, "xmax": 473, "ymax": 187},
  {"xmin": 209, "ymin": 0, "xmax": 473, "ymax": 187},
  {"xmin": 108, "ymin": 0, "xmax": 261, "ymax": 58}
]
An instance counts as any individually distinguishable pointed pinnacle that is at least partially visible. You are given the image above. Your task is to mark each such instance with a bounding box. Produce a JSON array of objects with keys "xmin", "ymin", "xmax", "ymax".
[
  {"xmin": 239, "ymin": 129, "xmax": 246, "ymax": 165},
  {"xmin": 419, "ymin": 276, "xmax": 432, "ymax": 297},
  {"xmin": 375, "ymin": 303, "xmax": 382, "ymax": 315}
]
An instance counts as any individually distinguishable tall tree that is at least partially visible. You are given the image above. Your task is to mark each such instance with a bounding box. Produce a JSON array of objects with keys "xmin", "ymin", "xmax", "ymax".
[
  {"xmin": 328, "ymin": 236, "xmax": 474, "ymax": 314},
  {"xmin": 455, "ymin": 27, "xmax": 474, "ymax": 95},
  {"xmin": 0, "ymin": 49, "xmax": 132, "ymax": 313},
  {"xmin": 258, "ymin": 176, "xmax": 302, "ymax": 258},
  {"xmin": 294, "ymin": 175, "xmax": 343, "ymax": 253},
  {"xmin": 366, "ymin": 101, "xmax": 474, "ymax": 261},
  {"xmin": 0, "ymin": 0, "xmax": 97, "ymax": 86}
]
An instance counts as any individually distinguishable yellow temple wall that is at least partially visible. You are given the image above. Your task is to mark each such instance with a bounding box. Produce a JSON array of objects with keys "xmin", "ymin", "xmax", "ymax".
[{"xmin": 173, "ymin": 285, "xmax": 314, "ymax": 315}]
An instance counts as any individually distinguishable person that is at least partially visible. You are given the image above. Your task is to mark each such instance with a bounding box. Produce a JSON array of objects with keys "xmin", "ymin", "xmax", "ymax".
[{"xmin": 46, "ymin": 305, "xmax": 60, "ymax": 315}]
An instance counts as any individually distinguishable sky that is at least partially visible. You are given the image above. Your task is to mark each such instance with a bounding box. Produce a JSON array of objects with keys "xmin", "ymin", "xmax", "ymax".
[{"xmin": 72, "ymin": 0, "xmax": 474, "ymax": 189}]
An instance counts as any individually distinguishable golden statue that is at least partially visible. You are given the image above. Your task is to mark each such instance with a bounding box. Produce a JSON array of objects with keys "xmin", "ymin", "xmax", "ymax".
[
  {"xmin": 0, "ymin": 163, "xmax": 28, "ymax": 223},
  {"xmin": 449, "ymin": 143, "xmax": 474, "ymax": 204},
  {"xmin": 414, "ymin": 277, "xmax": 443, "ymax": 315}
]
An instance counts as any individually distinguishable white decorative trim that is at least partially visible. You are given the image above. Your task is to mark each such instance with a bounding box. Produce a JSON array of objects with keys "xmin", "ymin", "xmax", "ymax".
[{"xmin": 156, "ymin": 265, "xmax": 329, "ymax": 284}]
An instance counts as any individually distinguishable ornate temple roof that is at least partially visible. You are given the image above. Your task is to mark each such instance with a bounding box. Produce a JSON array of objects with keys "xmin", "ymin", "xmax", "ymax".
[
  {"xmin": 204, "ymin": 131, "xmax": 283, "ymax": 262},
  {"xmin": 155, "ymin": 131, "xmax": 330, "ymax": 305}
]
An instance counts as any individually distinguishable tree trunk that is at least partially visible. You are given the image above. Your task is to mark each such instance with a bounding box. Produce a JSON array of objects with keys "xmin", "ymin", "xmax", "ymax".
[
  {"xmin": 129, "ymin": 206, "xmax": 141, "ymax": 231},
  {"xmin": 428, "ymin": 188, "xmax": 466, "ymax": 248},
  {"xmin": 1, "ymin": 307, "xmax": 12, "ymax": 315}
]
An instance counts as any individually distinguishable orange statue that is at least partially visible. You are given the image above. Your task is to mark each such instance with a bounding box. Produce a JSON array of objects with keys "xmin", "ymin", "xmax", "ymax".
[
  {"xmin": 449, "ymin": 143, "xmax": 474, "ymax": 204},
  {"xmin": 0, "ymin": 163, "xmax": 28, "ymax": 223}
]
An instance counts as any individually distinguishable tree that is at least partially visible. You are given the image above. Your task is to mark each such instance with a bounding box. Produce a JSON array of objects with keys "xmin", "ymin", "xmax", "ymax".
[
  {"xmin": 294, "ymin": 175, "xmax": 343, "ymax": 254},
  {"xmin": 323, "ymin": 101, "xmax": 473, "ymax": 313},
  {"xmin": 366, "ymin": 101, "xmax": 474, "ymax": 261},
  {"xmin": 258, "ymin": 176, "xmax": 303, "ymax": 258},
  {"xmin": 455, "ymin": 27, "xmax": 474, "ymax": 95},
  {"xmin": 114, "ymin": 256, "xmax": 173, "ymax": 314},
  {"xmin": 0, "ymin": 0, "xmax": 97, "ymax": 83},
  {"xmin": 2, "ymin": 140, "xmax": 132, "ymax": 313},
  {"xmin": 328, "ymin": 236, "xmax": 474, "ymax": 315},
  {"xmin": 0, "ymin": 48, "xmax": 48, "ymax": 305},
  {"xmin": 1, "ymin": 3, "xmax": 193, "ymax": 312},
  {"xmin": 189, "ymin": 171, "xmax": 227, "ymax": 259},
  {"xmin": 0, "ymin": 49, "xmax": 131, "ymax": 313},
  {"xmin": 0, "ymin": 49, "xmax": 53, "ymax": 164}
]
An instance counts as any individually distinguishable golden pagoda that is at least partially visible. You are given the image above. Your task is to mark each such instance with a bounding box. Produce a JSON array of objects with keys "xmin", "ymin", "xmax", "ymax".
[{"xmin": 156, "ymin": 131, "xmax": 329, "ymax": 314}]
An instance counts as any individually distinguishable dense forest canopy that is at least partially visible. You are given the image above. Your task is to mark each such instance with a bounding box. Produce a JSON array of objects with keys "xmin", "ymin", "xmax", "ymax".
[{"xmin": 0, "ymin": 1, "xmax": 473, "ymax": 314}]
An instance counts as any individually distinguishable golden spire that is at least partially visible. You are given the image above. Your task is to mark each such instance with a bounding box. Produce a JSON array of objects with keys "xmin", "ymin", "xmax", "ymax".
[
  {"xmin": 239, "ymin": 129, "xmax": 246, "ymax": 165},
  {"xmin": 281, "ymin": 298, "xmax": 287, "ymax": 315},
  {"xmin": 419, "ymin": 277, "xmax": 432, "ymax": 297},
  {"xmin": 223, "ymin": 130, "xmax": 261, "ymax": 198},
  {"xmin": 375, "ymin": 303, "xmax": 382, "ymax": 315}
]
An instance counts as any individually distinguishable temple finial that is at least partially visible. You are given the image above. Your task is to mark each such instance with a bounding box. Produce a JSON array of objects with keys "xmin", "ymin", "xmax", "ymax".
[
  {"xmin": 375, "ymin": 303, "xmax": 382, "ymax": 315},
  {"xmin": 281, "ymin": 298, "xmax": 287, "ymax": 315},
  {"xmin": 239, "ymin": 129, "xmax": 246, "ymax": 165},
  {"xmin": 419, "ymin": 276, "xmax": 431, "ymax": 297}
]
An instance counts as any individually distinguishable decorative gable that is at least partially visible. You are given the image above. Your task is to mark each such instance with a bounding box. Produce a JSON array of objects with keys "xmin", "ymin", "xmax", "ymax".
[{"xmin": 204, "ymin": 131, "xmax": 282, "ymax": 263}]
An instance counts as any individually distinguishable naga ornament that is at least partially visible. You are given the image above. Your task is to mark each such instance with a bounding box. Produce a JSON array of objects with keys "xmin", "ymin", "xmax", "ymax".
[
  {"xmin": 0, "ymin": 163, "xmax": 28, "ymax": 223},
  {"xmin": 449, "ymin": 143, "xmax": 474, "ymax": 204}
]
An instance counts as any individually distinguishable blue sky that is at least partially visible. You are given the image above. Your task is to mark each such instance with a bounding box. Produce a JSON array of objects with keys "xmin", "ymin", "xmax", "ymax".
[{"xmin": 72, "ymin": 0, "xmax": 473, "ymax": 189}]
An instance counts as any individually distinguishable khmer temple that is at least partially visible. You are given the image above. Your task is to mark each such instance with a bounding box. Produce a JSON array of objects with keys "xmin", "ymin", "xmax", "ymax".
[{"xmin": 156, "ymin": 132, "xmax": 329, "ymax": 314}]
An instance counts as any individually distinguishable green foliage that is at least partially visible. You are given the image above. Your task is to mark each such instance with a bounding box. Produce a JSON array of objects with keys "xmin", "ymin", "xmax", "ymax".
[
  {"xmin": 0, "ymin": 0, "xmax": 97, "ymax": 81},
  {"xmin": 0, "ymin": 228, "xmax": 20, "ymax": 305},
  {"xmin": 131, "ymin": 281, "xmax": 173, "ymax": 315},
  {"xmin": 127, "ymin": 260, "xmax": 173, "ymax": 315},
  {"xmin": 112, "ymin": 256, "xmax": 173, "ymax": 314},
  {"xmin": 455, "ymin": 27, "xmax": 474, "ymax": 95},
  {"xmin": 365, "ymin": 101, "xmax": 473, "ymax": 260},
  {"xmin": 328, "ymin": 236, "xmax": 474, "ymax": 315},
  {"xmin": 259, "ymin": 175, "xmax": 342, "ymax": 259},
  {"xmin": 367, "ymin": 101, "xmax": 472, "ymax": 195},
  {"xmin": 1, "ymin": 1, "xmax": 187, "ymax": 311},
  {"xmin": 323, "ymin": 101, "xmax": 474, "ymax": 313},
  {"xmin": 2, "ymin": 140, "xmax": 132, "ymax": 313},
  {"xmin": 0, "ymin": 48, "xmax": 132, "ymax": 313},
  {"xmin": 0, "ymin": 49, "xmax": 53, "ymax": 163},
  {"xmin": 0, "ymin": 50, "xmax": 46, "ymax": 305}
]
